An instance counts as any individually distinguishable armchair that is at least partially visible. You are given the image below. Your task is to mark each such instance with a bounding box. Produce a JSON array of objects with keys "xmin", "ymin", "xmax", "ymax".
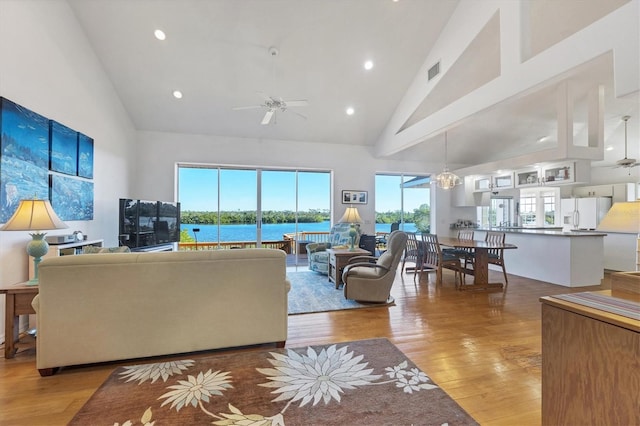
[
  {"xmin": 306, "ymin": 223, "xmax": 361, "ymax": 274},
  {"xmin": 341, "ymin": 230, "xmax": 408, "ymax": 303}
]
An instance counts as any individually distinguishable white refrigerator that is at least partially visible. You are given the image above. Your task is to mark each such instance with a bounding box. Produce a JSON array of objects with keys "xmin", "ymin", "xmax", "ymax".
[{"xmin": 561, "ymin": 197, "xmax": 612, "ymax": 231}]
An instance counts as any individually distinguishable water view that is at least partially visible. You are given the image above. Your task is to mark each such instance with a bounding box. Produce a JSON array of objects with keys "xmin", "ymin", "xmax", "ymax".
[{"xmin": 181, "ymin": 222, "xmax": 418, "ymax": 242}]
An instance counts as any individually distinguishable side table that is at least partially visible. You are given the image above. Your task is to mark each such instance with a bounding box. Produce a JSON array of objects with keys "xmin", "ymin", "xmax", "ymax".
[
  {"xmin": 327, "ymin": 248, "xmax": 371, "ymax": 289},
  {"xmin": 0, "ymin": 282, "xmax": 38, "ymax": 358}
]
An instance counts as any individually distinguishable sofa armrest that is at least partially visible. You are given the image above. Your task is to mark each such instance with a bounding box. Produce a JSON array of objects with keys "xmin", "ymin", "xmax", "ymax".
[{"xmin": 31, "ymin": 294, "xmax": 39, "ymax": 312}]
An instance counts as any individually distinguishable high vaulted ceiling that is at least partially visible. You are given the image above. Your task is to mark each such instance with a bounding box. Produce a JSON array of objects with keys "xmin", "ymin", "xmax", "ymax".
[{"xmin": 67, "ymin": 0, "xmax": 638, "ymax": 172}]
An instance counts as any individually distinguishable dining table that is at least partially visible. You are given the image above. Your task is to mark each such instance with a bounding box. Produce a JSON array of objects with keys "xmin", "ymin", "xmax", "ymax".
[{"xmin": 438, "ymin": 236, "xmax": 518, "ymax": 290}]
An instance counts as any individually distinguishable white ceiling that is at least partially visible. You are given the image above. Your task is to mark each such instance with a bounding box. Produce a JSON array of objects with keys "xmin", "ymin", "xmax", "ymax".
[{"xmin": 67, "ymin": 0, "xmax": 638, "ymax": 171}]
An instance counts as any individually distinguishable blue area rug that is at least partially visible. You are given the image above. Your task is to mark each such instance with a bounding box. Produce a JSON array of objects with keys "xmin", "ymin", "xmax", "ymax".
[{"xmin": 287, "ymin": 271, "xmax": 393, "ymax": 315}]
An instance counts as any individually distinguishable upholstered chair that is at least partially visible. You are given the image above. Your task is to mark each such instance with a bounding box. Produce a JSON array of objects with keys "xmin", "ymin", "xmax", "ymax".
[
  {"xmin": 341, "ymin": 230, "xmax": 408, "ymax": 303},
  {"xmin": 306, "ymin": 223, "xmax": 361, "ymax": 274}
]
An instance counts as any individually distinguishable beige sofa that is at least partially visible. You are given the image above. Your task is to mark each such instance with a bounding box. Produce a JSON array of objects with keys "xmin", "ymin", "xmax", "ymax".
[{"xmin": 32, "ymin": 249, "xmax": 289, "ymax": 376}]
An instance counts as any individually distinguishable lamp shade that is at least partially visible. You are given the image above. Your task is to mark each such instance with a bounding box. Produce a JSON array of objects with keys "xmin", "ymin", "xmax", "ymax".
[
  {"xmin": 0, "ymin": 199, "xmax": 68, "ymax": 231},
  {"xmin": 596, "ymin": 201, "xmax": 640, "ymax": 234},
  {"xmin": 339, "ymin": 206, "xmax": 363, "ymax": 224}
]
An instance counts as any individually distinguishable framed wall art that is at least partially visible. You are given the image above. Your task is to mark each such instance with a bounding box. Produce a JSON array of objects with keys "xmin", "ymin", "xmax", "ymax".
[
  {"xmin": 341, "ymin": 190, "xmax": 368, "ymax": 205},
  {"xmin": 78, "ymin": 132, "xmax": 94, "ymax": 178},
  {"xmin": 0, "ymin": 97, "xmax": 50, "ymax": 222},
  {"xmin": 50, "ymin": 120, "xmax": 78, "ymax": 176},
  {"xmin": 50, "ymin": 174, "xmax": 94, "ymax": 221}
]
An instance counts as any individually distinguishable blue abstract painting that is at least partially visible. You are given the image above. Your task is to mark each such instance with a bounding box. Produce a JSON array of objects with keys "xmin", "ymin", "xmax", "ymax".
[
  {"xmin": 0, "ymin": 97, "xmax": 50, "ymax": 222},
  {"xmin": 50, "ymin": 174, "xmax": 94, "ymax": 221},
  {"xmin": 78, "ymin": 133, "xmax": 94, "ymax": 178},
  {"xmin": 50, "ymin": 120, "xmax": 78, "ymax": 176}
]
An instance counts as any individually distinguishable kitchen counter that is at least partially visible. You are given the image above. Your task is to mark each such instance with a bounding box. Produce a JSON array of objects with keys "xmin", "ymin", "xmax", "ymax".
[
  {"xmin": 478, "ymin": 227, "xmax": 607, "ymax": 237},
  {"xmin": 472, "ymin": 229, "xmax": 606, "ymax": 287}
]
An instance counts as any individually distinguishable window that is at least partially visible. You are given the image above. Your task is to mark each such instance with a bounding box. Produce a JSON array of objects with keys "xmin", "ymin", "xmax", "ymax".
[
  {"xmin": 177, "ymin": 165, "xmax": 330, "ymax": 264},
  {"xmin": 542, "ymin": 191, "xmax": 556, "ymax": 225},
  {"xmin": 375, "ymin": 174, "xmax": 430, "ymax": 234},
  {"xmin": 519, "ymin": 187, "xmax": 560, "ymax": 227},
  {"xmin": 520, "ymin": 193, "xmax": 536, "ymax": 226}
]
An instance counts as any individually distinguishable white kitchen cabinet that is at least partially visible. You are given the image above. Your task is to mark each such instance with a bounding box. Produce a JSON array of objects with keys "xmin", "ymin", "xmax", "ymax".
[
  {"xmin": 516, "ymin": 161, "xmax": 589, "ymax": 188},
  {"xmin": 474, "ymin": 175, "xmax": 492, "ymax": 192},
  {"xmin": 453, "ymin": 176, "xmax": 490, "ymax": 206},
  {"xmin": 573, "ymin": 185, "xmax": 613, "ymax": 197},
  {"xmin": 493, "ymin": 173, "xmax": 514, "ymax": 189},
  {"xmin": 515, "ymin": 168, "xmax": 541, "ymax": 188},
  {"xmin": 572, "ymin": 183, "xmax": 635, "ymax": 201}
]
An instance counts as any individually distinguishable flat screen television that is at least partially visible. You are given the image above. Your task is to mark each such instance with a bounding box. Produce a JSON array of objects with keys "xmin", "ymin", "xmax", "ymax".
[{"xmin": 118, "ymin": 199, "xmax": 180, "ymax": 251}]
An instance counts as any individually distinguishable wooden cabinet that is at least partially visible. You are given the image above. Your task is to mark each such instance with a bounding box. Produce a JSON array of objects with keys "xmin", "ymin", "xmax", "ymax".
[
  {"xmin": 29, "ymin": 239, "xmax": 103, "ymax": 279},
  {"xmin": 540, "ymin": 290, "xmax": 639, "ymax": 425}
]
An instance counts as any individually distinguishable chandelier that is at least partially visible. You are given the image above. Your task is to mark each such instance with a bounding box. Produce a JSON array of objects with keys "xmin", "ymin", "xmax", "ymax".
[{"xmin": 435, "ymin": 132, "xmax": 461, "ymax": 189}]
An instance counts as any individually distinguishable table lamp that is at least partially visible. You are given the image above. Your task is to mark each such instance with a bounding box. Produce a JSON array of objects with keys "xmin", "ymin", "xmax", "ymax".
[
  {"xmin": 339, "ymin": 206, "xmax": 362, "ymax": 251},
  {"xmin": 0, "ymin": 198, "xmax": 68, "ymax": 285}
]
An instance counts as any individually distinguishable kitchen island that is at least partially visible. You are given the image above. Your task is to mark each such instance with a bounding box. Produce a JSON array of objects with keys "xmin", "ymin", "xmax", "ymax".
[{"xmin": 474, "ymin": 228, "xmax": 607, "ymax": 287}]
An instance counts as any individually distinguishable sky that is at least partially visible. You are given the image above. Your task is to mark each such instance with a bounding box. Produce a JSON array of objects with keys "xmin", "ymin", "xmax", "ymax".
[{"xmin": 178, "ymin": 167, "xmax": 429, "ymax": 214}]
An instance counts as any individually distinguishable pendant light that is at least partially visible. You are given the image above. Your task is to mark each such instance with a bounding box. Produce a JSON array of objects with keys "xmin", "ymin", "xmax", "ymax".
[{"xmin": 435, "ymin": 132, "xmax": 461, "ymax": 189}]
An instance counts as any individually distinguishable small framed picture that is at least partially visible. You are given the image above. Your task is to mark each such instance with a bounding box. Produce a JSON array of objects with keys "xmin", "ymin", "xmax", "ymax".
[{"xmin": 342, "ymin": 190, "xmax": 368, "ymax": 205}]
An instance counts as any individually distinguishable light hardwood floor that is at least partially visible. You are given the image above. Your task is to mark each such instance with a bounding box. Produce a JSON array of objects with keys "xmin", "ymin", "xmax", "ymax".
[{"xmin": 0, "ymin": 267, "xmax": 609, "ymax": 425}]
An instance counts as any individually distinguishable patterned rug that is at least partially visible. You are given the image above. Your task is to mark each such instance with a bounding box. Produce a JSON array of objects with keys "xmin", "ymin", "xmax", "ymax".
[
  {"xmin": 287, "ymin": 271, "xmax": 393, "ymax": 315},
  {"xmin": 70, "ymin": 338, "xmax": 478, "ymax": 425}
]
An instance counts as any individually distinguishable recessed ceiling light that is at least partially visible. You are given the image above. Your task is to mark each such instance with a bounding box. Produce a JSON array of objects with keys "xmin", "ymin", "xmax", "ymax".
[
  {"xmin": 364, "ymin": 60, "xmax": 374, "ymax": 70},
  {"xmin": 154, "ymin": 29, "xmax": 166, "ymax": 41},
  {"xmin": 537, "ymin": 136, "xmax": 550, "ymax": 143},
  {"xmin": 346, "ymin": 107, "xmax": 355, "ymax": 116},
  {"xmin": 605, "ymin": 145, "xmax": 614, "ymax": 151},
  {"xmin": 172, "ymin": 90, "xmax": 183, "ymax": 99}
]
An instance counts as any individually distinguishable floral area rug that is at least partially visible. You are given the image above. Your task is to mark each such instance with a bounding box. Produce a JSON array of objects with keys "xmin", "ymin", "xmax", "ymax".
[
  {"xmin": 287, "ymin": 271, "xmax": 393, "ymax": 315},
  {"xmin": 70, "ymin": 338, "xmax": 478, "ymax": 426}
]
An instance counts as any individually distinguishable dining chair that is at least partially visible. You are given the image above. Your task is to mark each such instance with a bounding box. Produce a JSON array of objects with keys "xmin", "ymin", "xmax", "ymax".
[
  {"xmin": 485, "ymin": 231, "xmax": 508, "ymax": 284},
  {"xmin": 401, "ymin": 232, "xmax": 423, "ymax": 277},
  {"xmin": 419, "ymin": 233, "xmax": 462, "ymax": 287}
]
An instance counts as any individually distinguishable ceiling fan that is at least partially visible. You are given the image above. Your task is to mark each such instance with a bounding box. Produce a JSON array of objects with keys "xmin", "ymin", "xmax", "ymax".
[
  {"xmin": 614, "ymin": 115, "xmax": 639, "ymax": 172},
  {"xmin": 232, "ymin": 47, "xmax": 309, "ymax": 125},
  {"xmin": 232, "ymin": 91, "xmax": 309, "ymax": 125}
]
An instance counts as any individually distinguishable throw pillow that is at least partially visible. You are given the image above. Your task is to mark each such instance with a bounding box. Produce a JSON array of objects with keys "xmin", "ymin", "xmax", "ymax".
[{"xmin": 83, "ymin": 246, "xmax": 131, "ymax": 254}]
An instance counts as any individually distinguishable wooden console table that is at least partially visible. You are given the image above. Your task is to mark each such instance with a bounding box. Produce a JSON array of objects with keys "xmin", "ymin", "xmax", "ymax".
[
  {"xmin": 1, "ymin": 282, "xmax": 38, "ymax": 359},
  {"xmin": 540, "ymin": 272, "xmax": 639, "ymax": 425},
  {"xmin": 327, "ymin": 248, "xmax": 370, "ymax": 289}
]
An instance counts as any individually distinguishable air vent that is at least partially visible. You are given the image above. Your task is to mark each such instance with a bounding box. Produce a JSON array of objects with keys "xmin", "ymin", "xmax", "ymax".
[{"xmin": 428, "ymin": 62, "xmax": 440, "ymax": 81}]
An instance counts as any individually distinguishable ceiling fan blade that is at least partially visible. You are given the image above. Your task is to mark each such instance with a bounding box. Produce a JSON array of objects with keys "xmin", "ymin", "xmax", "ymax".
[
  {"xmin": 257, "ymin": 91, "xmax": 273, "ymax": 102},
  {"xmin": 232, "ymin": 105, "xmax": 263, "ymax": 110},
  {"xmin": 284, "ymin": 100, "xmax": 309, "ymax": 107},
  {"xmin": 289, "ymin": 110, "xmax": 307, "ymax": 120},
  {"xmin": 261, "ymin": 109, "xmax": 275, "ymax": 125}
]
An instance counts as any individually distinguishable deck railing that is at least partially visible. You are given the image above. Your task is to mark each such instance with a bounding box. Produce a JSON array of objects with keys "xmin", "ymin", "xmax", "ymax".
[
  {"xmin": 178, "ymin": 231, "xmax": 333, "ymax": 254},
  {"xmin": 179, "ymin": 240, "xmax": 293, "ymax": 253}
]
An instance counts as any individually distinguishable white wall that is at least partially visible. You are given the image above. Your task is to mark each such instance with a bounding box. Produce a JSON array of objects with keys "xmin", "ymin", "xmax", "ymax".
[
  {"xmin": 0, "ymin": 0, "xmax": 135, "ymax": 340},
  {"xmin": 135, "ymin": 131, "xmax": 433, "ymax": 235}
]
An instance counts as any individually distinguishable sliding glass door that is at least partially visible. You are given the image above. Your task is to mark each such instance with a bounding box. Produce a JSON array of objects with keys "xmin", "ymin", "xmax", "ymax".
[
  {"xmin": 375, "ymin": 173, "xmax": 431, "ymax": 234},
  {"xmin": 178, "ymin": 165, "xmax": 330, "ymax": 263}
]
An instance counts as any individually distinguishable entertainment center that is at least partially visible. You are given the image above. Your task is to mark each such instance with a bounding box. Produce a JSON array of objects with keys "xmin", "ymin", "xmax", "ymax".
[{"xmin": 118, "ymin": 199, "xmax": 180, "ymax": 252}]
